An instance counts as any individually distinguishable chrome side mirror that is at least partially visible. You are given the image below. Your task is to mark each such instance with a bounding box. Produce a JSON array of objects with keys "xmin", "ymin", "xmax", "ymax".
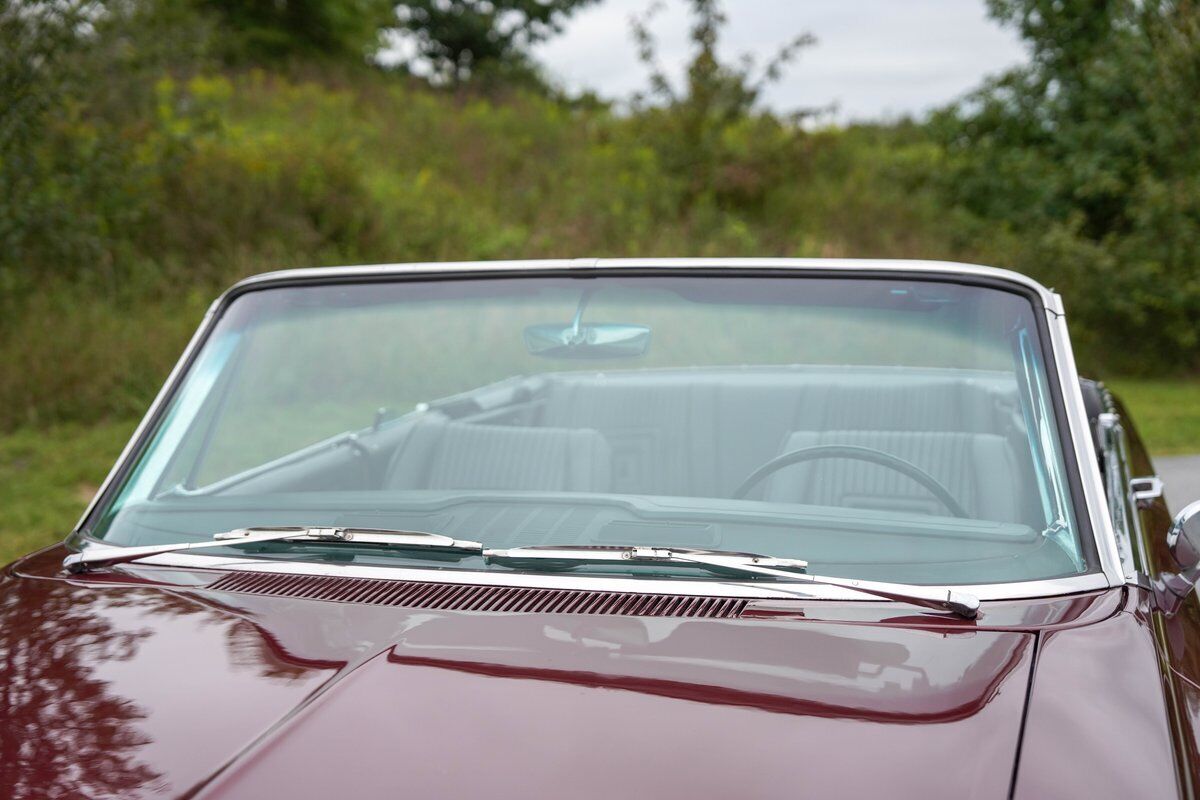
[
  {"xmin": 1157, "ymin": 500, "xmax": 1200, "ymax": 612},
  {"xmin": 1167, "ymin": 500, "xmax": 1200, "ymax": 570}
]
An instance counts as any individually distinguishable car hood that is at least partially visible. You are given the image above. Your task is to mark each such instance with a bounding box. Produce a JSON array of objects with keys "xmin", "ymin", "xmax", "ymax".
[{"xmin": 1, "ymin": 547, "xmax": 1121, "ymax": 800}]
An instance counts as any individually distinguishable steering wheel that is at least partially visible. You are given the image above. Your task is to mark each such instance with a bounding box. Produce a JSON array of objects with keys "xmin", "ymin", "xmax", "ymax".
[{"xmin": 732, "ymin": 444, "xmax": 970, "ymax": 518}]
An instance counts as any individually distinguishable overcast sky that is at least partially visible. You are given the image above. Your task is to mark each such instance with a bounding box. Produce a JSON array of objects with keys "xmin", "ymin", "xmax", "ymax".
[{"xmin": 534, "ymin": 0, "xmax": 1028, "ymax": 122}]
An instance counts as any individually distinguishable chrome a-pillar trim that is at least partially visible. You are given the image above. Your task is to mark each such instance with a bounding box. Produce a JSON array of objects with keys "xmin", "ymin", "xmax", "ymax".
[
  {"xmin": 108, "ymin": 551, "xmax": 1113, "ymax": 604},
  {"xmin": 1042, "ymin": 293, "xmax": 1125, "ymax": 589}
]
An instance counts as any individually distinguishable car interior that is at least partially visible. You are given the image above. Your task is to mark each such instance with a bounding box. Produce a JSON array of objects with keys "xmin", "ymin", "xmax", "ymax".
[{"xmin": 209, "ymin": 367, "xmax": 1035, "ymax": 523}]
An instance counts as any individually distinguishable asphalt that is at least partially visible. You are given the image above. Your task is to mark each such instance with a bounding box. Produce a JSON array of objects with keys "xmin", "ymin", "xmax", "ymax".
[{"xmin": 1157, "ymin": 455, "xmax": 1200, "ymax": 513}]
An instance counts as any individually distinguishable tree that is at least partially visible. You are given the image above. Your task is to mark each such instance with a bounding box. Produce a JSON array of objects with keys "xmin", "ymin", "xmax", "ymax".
[
  {"xmin": 933, "ymin": 0, "xmax": 1200, "ymax": 372},
  {"xmin": 629, "ymin": 0, "xmax": 815, "ymax": 207},
  {"xmin": 391, "ymin": 0, "xmax": 599, "ymax": 83},
  {"xmin": 196, "ymin": 0, "xmax": 396, "ymax": 62}
]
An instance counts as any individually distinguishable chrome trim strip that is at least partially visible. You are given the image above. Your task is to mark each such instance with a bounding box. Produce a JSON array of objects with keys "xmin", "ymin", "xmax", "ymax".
[
  {"xmin": 133, "ymin": 551, "xmax": 1111, "ymax": 602},
  {"xmin": 69, "ymin": 258, "xmax": 1122, "ymax": 598},
  {"xmin": 1045, "ymin": 300, "xmax": 1124, "ymax": 587},
  {"xmin": 1098, "ymin": 411, "xmax": 1139, "ymax": 579},
  {"xmin": 1131, "ymin": 476, "xmax": 1165, "ymax": 503},
  {"xmin": 225, "ymin": 257, "xmax": 1061, "ymax": 307}
]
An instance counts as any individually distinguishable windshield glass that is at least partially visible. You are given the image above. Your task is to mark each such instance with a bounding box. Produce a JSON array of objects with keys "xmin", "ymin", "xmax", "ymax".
[{"xmin": 89, "ymin": 274, "xmax": 1094, "ymax": 585}]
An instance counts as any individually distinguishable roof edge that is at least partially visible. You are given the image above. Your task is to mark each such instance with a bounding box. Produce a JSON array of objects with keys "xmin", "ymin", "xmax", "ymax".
[{"xmin": 226, "ymin": 258, "xmax": 1060, "ymax": 308}]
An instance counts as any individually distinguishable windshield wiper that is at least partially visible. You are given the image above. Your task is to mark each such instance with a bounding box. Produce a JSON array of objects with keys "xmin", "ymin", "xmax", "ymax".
[
  {"xmin": 484, "ymin": 545, "xmax": 980, "ymax": 619},
  {"xmin": 63, "ymin": 526, "xmax": 484, "ymax": 574}
]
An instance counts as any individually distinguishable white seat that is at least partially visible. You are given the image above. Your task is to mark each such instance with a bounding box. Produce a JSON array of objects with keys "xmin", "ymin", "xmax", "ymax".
[
  {"xmin": 385, "ymin": 417, "xmax": 612, "ymax": 493},
  {"xmin": 762, "ymin": 429, "xmax": 1021, "ymax": 521}
]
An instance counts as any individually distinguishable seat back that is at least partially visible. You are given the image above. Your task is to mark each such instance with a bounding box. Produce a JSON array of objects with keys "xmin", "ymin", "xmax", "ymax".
[
  {"xmin": 762, "ymin": 429, "xmax": 1021, "ymax": 521},
  {"xmin": 384, "ymin": 417, "xmax": 612, "ymax": 492},
  {"xmin": 539, "ymin": 372, "xmax": 1020, "ymax": 499}
]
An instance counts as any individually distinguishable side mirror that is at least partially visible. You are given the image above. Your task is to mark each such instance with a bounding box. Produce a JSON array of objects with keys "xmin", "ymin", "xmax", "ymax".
[
  {"xmin": 1168, "ymin": 500, "xmax": 1200, "ymax": 570},
  {"xmin": 1157, "ymin": 500, "xmax": 1200, "ymax": 612}
]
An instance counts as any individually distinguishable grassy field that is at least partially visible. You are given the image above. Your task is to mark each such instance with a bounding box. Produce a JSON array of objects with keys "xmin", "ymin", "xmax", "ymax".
[
  {"xmin": 2, "ymin": 378, "xmax": 1197, "ymax": 568},
  {"xmin": 0, "ymin": 420, "xmax": 137, "ymax": 566},
  {"xmin": 1107, "ymin": 380, "xmax": 1200, "ymax": 456}
]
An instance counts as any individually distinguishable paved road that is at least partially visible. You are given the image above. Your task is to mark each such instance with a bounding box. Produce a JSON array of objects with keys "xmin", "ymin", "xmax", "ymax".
[{"xmin": 1158, "ymin": 455, "xmax": 1200, "ymax": 512}]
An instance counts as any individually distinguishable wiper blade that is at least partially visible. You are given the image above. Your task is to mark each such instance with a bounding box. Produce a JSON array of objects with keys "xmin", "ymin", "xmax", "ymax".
[
  {"xmin": 64, "ymin": 526, "xmax": 484, "ymax": 574},
  {"xmin": 484, "ymin": 545, "xmax": 980, "ymax": 619}
]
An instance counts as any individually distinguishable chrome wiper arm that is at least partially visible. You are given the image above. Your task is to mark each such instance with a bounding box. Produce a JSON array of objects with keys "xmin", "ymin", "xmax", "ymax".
[
  {"xmin": 64, "ymin": 526, "xmax": 484, "ymax": 574},
  {"xmin": 484, "ymin": 544, "xmax": 980, "ymax": 619},
  {"xmin": 483, "ymin": 544, "xmax": 810, "ymax": 572}
]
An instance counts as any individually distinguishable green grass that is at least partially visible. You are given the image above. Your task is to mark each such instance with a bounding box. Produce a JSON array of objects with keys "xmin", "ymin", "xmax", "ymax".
[
  {"xmin": 0, "ymin": 420, "xmax": 137, "ymax": 567},
  {"xmin": 1107, "ymin": 379, "xmax": 1200, "ymax": 456},
  {"xmin": 1, "ymin": 377, "xmax": 1196, "ymax": 568}
]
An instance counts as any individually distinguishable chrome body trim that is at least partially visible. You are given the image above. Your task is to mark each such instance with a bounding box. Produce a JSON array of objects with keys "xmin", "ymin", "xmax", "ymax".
[
  {"xmin": 1043, "ymin": 302, "xmax": 1124, "ymax": 587},
  {"xmin": 129, "ymin": 551, "xmax": 1112, "ymax": 604},
  {"xmin": 226, "ymin": 257, "xmax": 1063, "ymax": 306},
  {"xmin": 68, "ymin": 258, "xmax": 1123, "ymax": 598},
  {"xmin": 1096, "ymin": 410, "xmax": 1140, "ymax": 580},
  {"xmin": 1131, "ymin": 476, "xmax": 1166, "ymax": 503}
]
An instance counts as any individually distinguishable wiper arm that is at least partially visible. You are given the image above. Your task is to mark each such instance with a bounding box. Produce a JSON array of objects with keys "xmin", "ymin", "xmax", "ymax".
[
  {"xmin": 64, "ymin": 526, "xmax": 484, "ymax": 574},
  {"xmin": 484, "ymin": 545, "xmax": 980, "ymax": 619}
]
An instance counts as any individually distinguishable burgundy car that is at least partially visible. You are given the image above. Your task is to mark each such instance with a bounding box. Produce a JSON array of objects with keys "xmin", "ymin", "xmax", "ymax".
[{"xmin": 3, "ymin": 259, "xmax": 1199, "ymax": 798}]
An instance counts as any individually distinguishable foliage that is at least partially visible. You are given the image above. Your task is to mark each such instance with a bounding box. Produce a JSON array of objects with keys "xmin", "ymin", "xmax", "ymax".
[
  {"xmin": 628, "ymin": 0, "xmax": 815, "ymax": 206},
  {"xmin": 0, "ymin": 419, "xmax": 136, "ymax": 565},
  {"xmin": 196, "ymin": 0, "xmax": 394, "ymax": 62},
  {"xmin": 1, "ymin": 0, "xmax": 1198, "ymax": 436},
  {"xmin": 188, "ymin": 0, "xmax": 596, "ymax": 76},
  {"xmin": 932, "ymin": 0, "xmax": 1200, "ymax": 372},
  {"xmin": 2, "ymin": 0, "xmax": 1199, "ymax": 566},
  {"xmin": 393, "ymin": 0, "xmax": 598, "ymax": 82},
  {"xmin": 1107, "ymin": 378, "xmax": 1200, "ymax": 456}
]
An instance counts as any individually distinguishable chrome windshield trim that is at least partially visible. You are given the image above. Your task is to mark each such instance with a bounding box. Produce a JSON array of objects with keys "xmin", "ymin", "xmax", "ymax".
[
  {"xmin": 226, "ymin": 258, "xmax": 1062, "ymax": 307},
  {"xmin": 69, "ymin": 258, "xmax": 1122, "ymax": 591},
  {"xmin": 1044, "ymin": 298, "xmax": 1124, "ymax": 587},
  {"xmin": 124, "ymin": 551, "xmax": 1111, "ymax": 603}
]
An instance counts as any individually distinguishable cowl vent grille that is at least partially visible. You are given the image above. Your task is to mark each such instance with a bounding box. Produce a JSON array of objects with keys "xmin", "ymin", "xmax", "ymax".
[{"xmin": 207, "ymin": 571, "xmax": 748, "ymax": 618}]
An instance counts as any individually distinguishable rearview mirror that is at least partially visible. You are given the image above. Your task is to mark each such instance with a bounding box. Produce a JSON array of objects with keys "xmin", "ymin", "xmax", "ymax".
[{"xmin": 524, "ymin": 322, "xmax": 651, "ymax": 360}]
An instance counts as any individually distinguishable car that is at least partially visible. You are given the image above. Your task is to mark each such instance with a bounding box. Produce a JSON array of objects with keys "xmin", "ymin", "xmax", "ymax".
[{"xmin": 2, "ymin": 258, "xmax": 1198, "ymax": 799}]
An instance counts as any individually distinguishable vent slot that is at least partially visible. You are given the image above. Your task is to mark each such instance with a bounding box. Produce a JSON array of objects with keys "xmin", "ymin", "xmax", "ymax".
[{"xmin": 207, "ymin": 571, "xmax": 747, "ymax": 618}]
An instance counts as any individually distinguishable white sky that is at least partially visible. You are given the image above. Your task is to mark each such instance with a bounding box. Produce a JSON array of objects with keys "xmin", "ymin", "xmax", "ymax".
[{"xmin": 534, "ymin": 0, "xmax": 1028, "ymax": 122}]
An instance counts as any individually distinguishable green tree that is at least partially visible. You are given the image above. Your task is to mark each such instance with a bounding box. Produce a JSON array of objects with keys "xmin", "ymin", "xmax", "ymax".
[
  {"xmin": 196, "ymin": 0, "xmax": 396, "ymax": 62},
  {"xmin": 392, "ymin": 0, "xmax": 599, "ymax": 83},
  {"xmin": 629, "ymin": 0, "xmax": 815, "ymax": 208},
  {"xmin": 933, "ymin": 0, "xmax": 1200, "ymax": 372},
  {"xmin": 193, "ymin": 0, "xmax": 597, "ymax": 75}
]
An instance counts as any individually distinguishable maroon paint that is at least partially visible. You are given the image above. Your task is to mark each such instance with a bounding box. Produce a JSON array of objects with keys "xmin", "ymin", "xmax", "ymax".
[
  {"xmin": 1014, "ymin": 586, "xmax": 1179, "ymax": 798},
  {"xmin": 0, "ymin": 545, "xmax": 1180, "ymax": 799}
]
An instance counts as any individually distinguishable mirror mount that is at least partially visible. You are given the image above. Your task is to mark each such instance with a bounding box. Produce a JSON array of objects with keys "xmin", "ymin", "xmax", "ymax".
[
  {"xmin": 523, "ymin": 289, "xmax": 651, "ymax": 360},
  {"xmin": 1154, "ymin": 500, "xmax": 1200, "ymax": 615}
]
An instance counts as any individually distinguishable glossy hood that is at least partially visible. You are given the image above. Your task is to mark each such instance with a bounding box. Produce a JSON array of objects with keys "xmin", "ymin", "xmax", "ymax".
[{"xmin": 0, "ymin": 546, "xmax": 1140, "ymax": 799}]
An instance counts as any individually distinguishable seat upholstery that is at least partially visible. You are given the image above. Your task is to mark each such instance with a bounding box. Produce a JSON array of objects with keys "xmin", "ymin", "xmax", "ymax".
[
  {"xmin": 762, "ymin": 429, "xmax": 1021, "ymax": 522},
  {"xmin": 384, "ymin": 417, "xmax": 612, "ymax": 492},
  {"xmin": 540, "ymin": 371, "xmax": 1018, "ymax": 500}
]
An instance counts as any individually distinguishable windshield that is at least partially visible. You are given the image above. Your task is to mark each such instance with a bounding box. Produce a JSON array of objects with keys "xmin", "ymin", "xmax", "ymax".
[{"xmin": 88, "ymin": 273, "xmax": 1094, "ymax": 585}]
